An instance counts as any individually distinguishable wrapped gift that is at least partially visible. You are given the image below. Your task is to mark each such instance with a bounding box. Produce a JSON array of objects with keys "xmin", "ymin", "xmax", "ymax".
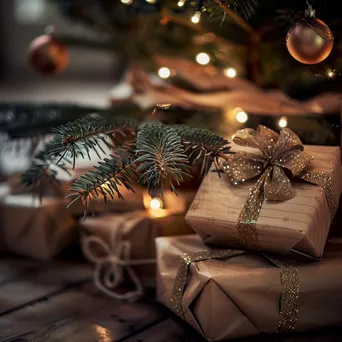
[
  {"xmin": 186, "ymin": 126, "xmax": 341, "ymax": 259},
  {"xmin": 81, "ymin": 203, "xmax": 194, "ymax": 300},
  {"xmin": 0, "ymin": 192, "xmax": 77, "ymax": 260},
  {"xmin": 81, "ymin": 211, "xmax": 157, "ymax": 300},
  {"xmin": 156, "ymin": 234, "xmax": 342, "ymax": 341}
]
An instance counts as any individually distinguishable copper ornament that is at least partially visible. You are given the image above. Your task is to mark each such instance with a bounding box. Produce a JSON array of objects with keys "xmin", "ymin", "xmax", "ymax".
[
  {"xmin": 286, "ymin": 17, "xmax": 334, "ymax": 65},
  {"xmin": 28, "ymin": 34, "xmax": 68, "ymax": 75}
]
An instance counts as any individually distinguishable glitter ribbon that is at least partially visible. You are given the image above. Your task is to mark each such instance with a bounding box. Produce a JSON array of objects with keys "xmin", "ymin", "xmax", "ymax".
[
  {"xmin": 170, "ymin": 250, "xmax": 300, "ymax": 333},
  {"xmin": 223, "ymin": 125, "xmax": 337, "ymax": 250},
  {"xmin": 266, "ymin": 256, "xmax": 300, "ymax": 333}
]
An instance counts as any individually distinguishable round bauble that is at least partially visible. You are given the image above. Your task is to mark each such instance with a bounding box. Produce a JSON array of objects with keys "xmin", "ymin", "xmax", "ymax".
[
  {"xmin": 286, "ymin": 18, "xmax": 334, "ymax": 65},
  {"xmin": 28, "ymin": 34, "xmax": 68, "ymax": 75}
]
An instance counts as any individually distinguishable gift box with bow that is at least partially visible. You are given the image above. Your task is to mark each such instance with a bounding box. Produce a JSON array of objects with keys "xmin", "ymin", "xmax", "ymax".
[
  {"xmin": 156, "ymin": 234, "xmax": 342, "ymax": 341},
  {"xmin": 186, "ymin": 126, "xmax": 341, "ymax": 259}
]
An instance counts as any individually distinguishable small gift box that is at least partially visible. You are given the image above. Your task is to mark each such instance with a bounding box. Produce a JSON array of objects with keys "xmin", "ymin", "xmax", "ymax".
[
  {"xmin": 81, "ymin": 200, "xmax": 194, "ymax": 300},
  {"xmin": 0, "ymin": 193, "xmax": 77, "ymax": 260},
  {"xmin": 156, "ymin": 234, "xmax": 342, "ymax": 341},
  {"xmin": 186, "ymin": 126, "xmax": 341, "ymax": 259},
  {"xmin": 81, "ymin": 211, "xmax": 157, "ymax": 300}
]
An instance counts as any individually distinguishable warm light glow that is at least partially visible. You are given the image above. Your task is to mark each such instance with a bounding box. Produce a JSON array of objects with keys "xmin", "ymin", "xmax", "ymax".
[
  {"xmin": 158, "ymin": 67, "xmax": 171, "ymax": 79},
  {"xmin": 150, "ymin": 197, "xmax": 163, "ymax": 210},
  {"xmin": 224, "ymin": 67, "xmax": 237, "ymax": 78},
  {"xmin": 196, "ymin": 52, "xmax": 210, "ymax": 65},
  {"xmin": 191, "ymin": 11, "xmax": 201, "ymax": 24},
  {"xmin": 178, "ymin": 0, "xmax": 185, "ymax": 6},
  {"xmin": 121, "ymin": 0, "xmax": 132, "ymax": 4},
  {"xmin": 146, "ymin": 0, "xmax": 157, "ymax": 3},
  {"xmin": 278, "ymin": 116, "xmax": 288, "ymax": 128},
  {"xmin": 236, "ymin": 111, "xmax": 248, "ymax": 123},
  {"xmin": 328, "ymin": 69, "xmax": 335, "ymax": 78}
]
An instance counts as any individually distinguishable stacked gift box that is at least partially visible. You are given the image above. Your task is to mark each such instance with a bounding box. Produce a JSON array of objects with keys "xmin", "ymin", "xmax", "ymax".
[
  {"xmin": 155, "ymin": 126, "xmax": 342, "ymax": 340},
  {"xmin": 2, "ymin": 121, "xmax": 342, "ymax": 340}
]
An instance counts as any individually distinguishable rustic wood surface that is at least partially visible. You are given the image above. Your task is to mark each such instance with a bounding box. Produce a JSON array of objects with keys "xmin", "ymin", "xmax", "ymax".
[{"xmin": 0, "ymin": 258, "xmax": 341, "ymax": 342}]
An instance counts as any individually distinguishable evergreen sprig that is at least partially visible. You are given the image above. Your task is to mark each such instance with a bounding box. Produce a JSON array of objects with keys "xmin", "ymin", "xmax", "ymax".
[
  {"xmin": 172, "ymin": 126, "xmax": 233, "ymax": 174},
  {"xmin": 21, "ymin": 137, "xmax": 70, "ymax": 190},
  {"xmin": 231, "ymin": 0, "xmax": 259, "ymax": 20},
  {"xmin": 135, "ymin": 124, "xmax": 190, "ymax": 194},
  {"xmin": 51, "ymin": 116, "xmax": 140, "ymax": 168},
  {"xmin": 67, "ymin": 149, "xmax": 137, "ymax": 219}
]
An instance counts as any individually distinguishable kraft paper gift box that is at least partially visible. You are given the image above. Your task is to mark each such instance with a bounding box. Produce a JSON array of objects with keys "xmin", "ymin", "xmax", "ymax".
[
  {"xmin": 0, "ymin": 194, "xmax": 77, "ymax": 260},
  {"xmin": 186, "ymin": 126, "xmax": 341, "ymax": 259},
  {"xmin": 81, "ymin": 206, "xmax": 194, "ymax": 294},
  {"xmin": 156, "ymin": 234, "xmax": 342, "ymax": 341},
  {"xmin": 81, "ymin": 212, "xmax": 157, "ymax": 290}
]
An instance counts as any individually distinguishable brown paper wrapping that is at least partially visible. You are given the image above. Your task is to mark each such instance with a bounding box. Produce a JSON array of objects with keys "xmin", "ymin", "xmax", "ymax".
[
  {"xmin": 186, "ymin": 145, "xmax": 341, "ymax": 259},
  {"xmin": 156, "ymin": 234, "xmax": 342, "ymax": 341},
  {"xmin": 81, "ymin": 212, "xmax": 157, "ymax": 287},
  {"xmin": 0, "ymin": 192, "xmax": 77, "ymax": 260},
  {"xmin": 81, "ymin": 210, "xmax": 194, "ymax": 288}
]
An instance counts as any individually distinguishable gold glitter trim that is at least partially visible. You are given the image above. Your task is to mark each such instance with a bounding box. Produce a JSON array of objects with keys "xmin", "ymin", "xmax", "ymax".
[
  {"xmin": 267, "ymin": 257, "xmax": 300, "ymax": 333},
  {"xmin": 300, "ymin": 169, "xmax": 337, "ymax": 218},
  {"xmin": 170, "ymin": 250, "xmax": 300, "ymax": 333},
  {"xmin": 170, "ymin": 249, "xmax": 244, "ymax": 317},
  {"xmin": 224, "ymin": 125, "xmax": 337, "ymax": 251}
]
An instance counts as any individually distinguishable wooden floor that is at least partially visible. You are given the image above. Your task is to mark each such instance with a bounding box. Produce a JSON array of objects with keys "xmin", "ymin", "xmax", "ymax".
[{"xmin": 0, "ymin": 258, "xmax": 342, "ymax": 342}]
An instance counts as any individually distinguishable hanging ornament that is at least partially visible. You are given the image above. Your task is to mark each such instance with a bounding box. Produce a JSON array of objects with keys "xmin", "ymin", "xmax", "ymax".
[
  {"xmin": 286, "ymin": 1, "xmax": 334, "ymax": 65},
  {"xmin": 28, "ymin": 27, "xmax": 68, "ymax": 75}
]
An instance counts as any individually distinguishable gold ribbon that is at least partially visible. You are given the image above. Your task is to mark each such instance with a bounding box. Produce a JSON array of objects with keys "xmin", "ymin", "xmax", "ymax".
[
  {"xmin": 170, "ymin": 249, "xmax": 300, "ymax": 333},
  {"xmin": 223, "ymin": 125, "xmax": 337, "ymax": 250}
]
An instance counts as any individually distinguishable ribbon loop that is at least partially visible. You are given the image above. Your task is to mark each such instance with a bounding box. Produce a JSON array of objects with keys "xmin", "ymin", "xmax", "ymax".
[{"xmin": 224, "ymin": 125, "xmax": 335, "ymax": 250}]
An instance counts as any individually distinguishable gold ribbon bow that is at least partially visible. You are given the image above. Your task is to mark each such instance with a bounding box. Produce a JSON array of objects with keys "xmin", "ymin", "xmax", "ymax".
[{"xmin": 224, "ymin": 125, "xmax": 337, "ymax": 250}]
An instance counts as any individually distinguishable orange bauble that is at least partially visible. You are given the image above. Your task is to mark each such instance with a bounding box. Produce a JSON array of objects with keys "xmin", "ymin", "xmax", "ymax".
[
  {"xmin": 286, "ymin": 18, "xmax": 334, "ymax": 65},
  {"xmin": 28, "ymin": 34, "xmax": 68, "ymax": 74}
]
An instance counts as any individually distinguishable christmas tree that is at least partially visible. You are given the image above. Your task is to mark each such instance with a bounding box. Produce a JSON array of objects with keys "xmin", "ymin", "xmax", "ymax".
[{"xmin": 4, "ymin": 0, "xmax": 341, "ymax": 211}]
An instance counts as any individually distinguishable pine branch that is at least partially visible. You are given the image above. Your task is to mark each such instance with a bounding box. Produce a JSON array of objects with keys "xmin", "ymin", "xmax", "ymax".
[
  {"xmin": 214, "ymin": 0, "xmax": 257, "ymax": 35},
  {"xmin": 135, "ymin": 124, "xmax": 190, "ymax": 195},
  {"xmin": 172, "ymin": 126, "xmax": 233, "ymax": 174},
  {"xmin": 21, "ymin": 137, "xmax": 71, "ymax": 190},
  {"xmin": 67, "ymin": 149, "xmax": 138, "ymax": 219},
  {"xmin": 51, "ymin": 116, "xmax": 140, "ymax": 168},
  {"xmin": 230, "ymin": 0, "xmax": 259, "ymax": 21}
]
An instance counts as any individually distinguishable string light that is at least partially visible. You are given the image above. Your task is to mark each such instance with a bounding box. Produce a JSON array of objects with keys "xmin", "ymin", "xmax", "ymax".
[
  {"xmin": 146, "ymin": 0, "xmax": 157, "ymax": 3},
  {"xmin": 236, "ymin": 110, "xmax": 248, "ymax": 123},
  {"xmin": 191, "ymin": 11, "xmax": 201, "ymax": 24},
  {"xmin": 158, "ymin": 67, "xmax": 171, "ymax": 79},
  {"xmin": 178, "ymin": 0, "xmax": 185, "ymax": 6},
  {"xmin": 224, "ymin": 67, "xmax": 237, "ymax": 78},
  {"xmin": 121, "ymin": 0, "xmax": 132, "ymax": 4},
  {"xmin": 150, "ymin": 197, "xmax": 163, "ymax": 210},
  {"xmin": 278, "ymin": 116, "xmax": 288, "ymax": 128},
  {"xmin": 327, "ymin": 69, "xmax": 335, "ymax": 78},
  {"xmin": 196, "ymin": 52, "xmax": 210, "ymax": 65}
]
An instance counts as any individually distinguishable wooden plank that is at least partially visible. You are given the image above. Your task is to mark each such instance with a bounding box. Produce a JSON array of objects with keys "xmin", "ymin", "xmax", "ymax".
[
  {"xmin": 122, "ymin": 318, "xmax": 205, "ymax": 342},
  {"xmin": 0, "ymin": 259, "xmax": 92, "ymax": 315},
  {"xmin": 0, "ymin": 284, "xmax": 165, "ymax": 342}
]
